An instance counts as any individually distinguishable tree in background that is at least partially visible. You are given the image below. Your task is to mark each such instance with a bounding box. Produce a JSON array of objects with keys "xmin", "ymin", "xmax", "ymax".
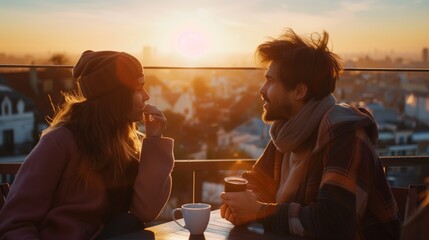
[{"xmin": 49, "ymin": 53, "xmax": 69, "ymax": 65}]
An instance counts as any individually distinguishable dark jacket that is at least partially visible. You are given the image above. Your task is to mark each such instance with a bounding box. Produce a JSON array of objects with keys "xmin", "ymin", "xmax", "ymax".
[{"xmin": 243, "ymin": 104, "xmax": 401, "ymax": 239}]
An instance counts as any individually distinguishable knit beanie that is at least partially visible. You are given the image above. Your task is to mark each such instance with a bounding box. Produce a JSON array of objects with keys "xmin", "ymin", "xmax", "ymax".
[{"xmin": 73, "ymin": 50, "xmax": 143, "ymax": 100}]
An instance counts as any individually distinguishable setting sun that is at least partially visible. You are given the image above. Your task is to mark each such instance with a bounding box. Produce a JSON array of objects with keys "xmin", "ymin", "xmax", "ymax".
[
  {"xmin": 0, "ymin": 1, "xmax": 428, "ymax": 65},
  {"xmin": 176, "ymin": 30, "xmax": 209, "ymax": 58}
]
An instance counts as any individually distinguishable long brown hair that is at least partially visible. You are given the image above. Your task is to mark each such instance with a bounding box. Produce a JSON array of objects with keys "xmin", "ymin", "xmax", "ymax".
[{"xmin": 43, "ymin": 86, "xmax": 142, "ymax": 182}]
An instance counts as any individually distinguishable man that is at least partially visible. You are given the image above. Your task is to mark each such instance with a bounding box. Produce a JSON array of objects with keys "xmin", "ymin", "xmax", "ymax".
[{"xmin": 220, "ymin": 29, "xmax": 401, "ymax": 239}]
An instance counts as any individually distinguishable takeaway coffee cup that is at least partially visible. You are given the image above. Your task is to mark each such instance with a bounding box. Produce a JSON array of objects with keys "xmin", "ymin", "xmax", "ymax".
[
  {"xmin": 172, "ymin": 203, "xmax": 211, "ymax": 235},
  {"xmin": 224, "ymin": 176, "xmax": 248, "ymax": 192}
]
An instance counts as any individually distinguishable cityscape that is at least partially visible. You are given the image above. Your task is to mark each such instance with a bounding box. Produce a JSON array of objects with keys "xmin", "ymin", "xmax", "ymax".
[
  {"xmin": 1, "ymin": 48, "xmax": 429, "ymax": 219},
  {"xmin": 0, "ymin": 1, "xmax": 428, "ymax": 236}
]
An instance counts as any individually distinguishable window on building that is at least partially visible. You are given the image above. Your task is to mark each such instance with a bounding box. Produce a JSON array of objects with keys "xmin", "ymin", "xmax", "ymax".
[
  {"xmin": 1, "ymin": 96, "xmax": 12, "ymax": 115},
  {"xmin": 398, "ymin": 136, "xmax": 406, "ymax": 144},
  {"xmin": 2, "ymin": 129, "xmax": 14, "ymax": 155}
]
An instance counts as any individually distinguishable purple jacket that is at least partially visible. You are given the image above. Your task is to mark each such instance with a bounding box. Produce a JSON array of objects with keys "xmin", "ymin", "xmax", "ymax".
[{"xmin": 0, "ymin": 126, "xmax": 174, "ymax": 240}]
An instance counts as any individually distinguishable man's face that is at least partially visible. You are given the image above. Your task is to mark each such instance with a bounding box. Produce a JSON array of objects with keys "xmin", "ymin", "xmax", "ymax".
[{"xmin": 259, "ymin": 61, "xmax": 297, "ymax": 122}]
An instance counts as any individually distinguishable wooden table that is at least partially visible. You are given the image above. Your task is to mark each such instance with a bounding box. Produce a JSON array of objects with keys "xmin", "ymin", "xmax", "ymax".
[{"xmin": 108, "ymin": 210, "xmax": 311, "ymax": 239}]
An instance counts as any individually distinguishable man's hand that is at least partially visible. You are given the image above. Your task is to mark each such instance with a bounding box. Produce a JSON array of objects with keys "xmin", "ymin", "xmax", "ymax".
[
  {"xmin": 220, "ymin": 190, "xmax": 262, "ymax": 225},
  {"xmin": 220, "ymin": 204, "xmax": 238, "ymax": 225}
]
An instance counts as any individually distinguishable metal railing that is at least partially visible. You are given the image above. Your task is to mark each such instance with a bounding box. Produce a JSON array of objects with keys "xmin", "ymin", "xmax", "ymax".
[
  {"xmin": 1, "ymin": 157, "xmax": 429, "ymax": 202},
  {"xmin": 1, "ymin": 64, "xmax": 429, "ymax": 202},
  {"xmin": 1, "ymin": 64, "xmax": 429, "ymax": 72}
]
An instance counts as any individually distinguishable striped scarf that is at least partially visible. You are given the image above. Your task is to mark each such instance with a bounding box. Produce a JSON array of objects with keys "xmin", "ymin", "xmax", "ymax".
[{"xmin": 270, "ymin": 94, "xmax": 336, "ymax": 203}]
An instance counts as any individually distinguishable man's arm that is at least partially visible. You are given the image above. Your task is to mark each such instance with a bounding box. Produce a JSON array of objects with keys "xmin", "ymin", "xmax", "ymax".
[{"xmin": 242, "ymin": 141, "xmax": 282, "ymax": 203}]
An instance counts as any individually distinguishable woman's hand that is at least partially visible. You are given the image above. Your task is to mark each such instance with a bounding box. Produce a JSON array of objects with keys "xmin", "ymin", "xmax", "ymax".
[{"xmin": 143, "ymin": 104, "xmax": 166, "ymax": 137}]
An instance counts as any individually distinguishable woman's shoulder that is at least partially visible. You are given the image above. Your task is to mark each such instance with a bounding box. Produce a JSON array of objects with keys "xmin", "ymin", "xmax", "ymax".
[
  {"xmin": 40, "ymin": 126, "xmax": 77, "ymax": 149},
  {"xmin": 23, "ymin": 126, "xmax": 79, "ymax": 169},
  {"xmin": 42, "ymin": 125, "xmax": 74, "ymax": 139}
]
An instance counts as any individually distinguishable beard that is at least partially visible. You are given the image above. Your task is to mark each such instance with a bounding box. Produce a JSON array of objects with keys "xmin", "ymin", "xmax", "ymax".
[
  {"xmin": 261, "ymin": 102, "xmax": 292, "ymax": 123},
  {"xmin": 262, "ymin": 109, "xmax": 275, "ymax": 123}
]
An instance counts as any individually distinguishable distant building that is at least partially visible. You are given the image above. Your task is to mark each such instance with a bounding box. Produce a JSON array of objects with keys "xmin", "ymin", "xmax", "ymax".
[
  {"xmin": 0, "ymin": 67, "xmax": 74, "ymax": 133},
  {"xmin": 377, "ymin": 128, "xmax": 417, "ymax": 156},
  {"xmin": 142, "ymin": 46, "xmax": 153, "ymax": 61},
  {"xmin": 423, "ymin": 48, "xmax": 428, "ymax": 64},
  {"xmin": 147, "ymin": 85, "xmax": 196, "ymax": 122},
  {"xmin": 0, "ymin": 67, "xmax": 74, "ymax": 159},
  {"xmin": 0, "ymin": 83, "xmax": 35, "ymax": 156},
  {"xmin": 404, "ymin": 91, "xmax": 429, "ymax": 125},
  {"xmin": 365, "ymin": 102, "xmax": 398, "ymax": 124},
  {"xmin": 173, "ymin": 90, "xmax": 195, "ymax": 122},
  {"xmin": 218, "ymin": 117, "xmax": 270, "ymax": 158},
  {"xmin": 210, "ymin": 76, "xmax": 232, "ymax": 99},
  {"xmin": 148, "ymin": 85, "xmax": 172, "ymax": 111}
]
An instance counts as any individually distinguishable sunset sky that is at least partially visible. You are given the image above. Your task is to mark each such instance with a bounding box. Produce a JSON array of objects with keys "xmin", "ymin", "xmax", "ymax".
[{"xmin": 1, "ymin": 0, "xmax": 428, "ymax": 64}]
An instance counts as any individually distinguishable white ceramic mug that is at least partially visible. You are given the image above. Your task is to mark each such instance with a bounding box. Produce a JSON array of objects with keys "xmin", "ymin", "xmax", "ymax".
[{"xmin": 171, "ymin": 203, "xmax": 211, "ymax": 235}]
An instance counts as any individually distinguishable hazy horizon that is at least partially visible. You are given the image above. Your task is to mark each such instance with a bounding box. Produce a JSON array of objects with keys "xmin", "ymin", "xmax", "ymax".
[{"xmin": 1, "ymin": 0, "xmax": 428, "ymax": 66}]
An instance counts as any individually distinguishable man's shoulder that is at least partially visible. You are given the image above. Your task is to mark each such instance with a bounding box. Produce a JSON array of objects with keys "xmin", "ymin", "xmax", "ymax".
[
  {"xmin": 315, "ymin": 103, "xmax": 378, "ymax": 148},
  {"xmin": 321, "ymin": 103, "xmax": 374, "ymax": 127}
]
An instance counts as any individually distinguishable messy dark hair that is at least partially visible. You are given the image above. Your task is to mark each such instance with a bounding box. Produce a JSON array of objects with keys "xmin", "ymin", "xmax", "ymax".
[{"xmin": 256, "ymin": 28, "xmax": 343, "ymax": 101}]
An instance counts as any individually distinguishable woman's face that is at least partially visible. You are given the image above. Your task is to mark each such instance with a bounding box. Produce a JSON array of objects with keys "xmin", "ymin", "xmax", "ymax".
[{"xmin": 128, "ymin": 76, "xmax": 150, "ymax": 122}]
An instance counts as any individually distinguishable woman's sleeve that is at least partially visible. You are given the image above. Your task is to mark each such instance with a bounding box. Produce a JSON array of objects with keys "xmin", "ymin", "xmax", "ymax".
[
  {"xmin": 0, "ymin": 134, "xmax": 68, "ymax": 240},
  {"xmin": 130, "ymin": 137, "xmax": 174, "ymax": 222}
]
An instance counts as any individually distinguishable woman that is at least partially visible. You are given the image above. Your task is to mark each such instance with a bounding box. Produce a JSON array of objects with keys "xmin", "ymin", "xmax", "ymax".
[{"xmin": 0, "ymin": 50, "xmax": 174, "ymax": 239}]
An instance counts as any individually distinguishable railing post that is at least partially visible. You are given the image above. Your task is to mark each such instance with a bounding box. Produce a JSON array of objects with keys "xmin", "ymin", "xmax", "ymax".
[{"xmin": 194, "ymin": 171, "xmax": 203, "ymax": 203}]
